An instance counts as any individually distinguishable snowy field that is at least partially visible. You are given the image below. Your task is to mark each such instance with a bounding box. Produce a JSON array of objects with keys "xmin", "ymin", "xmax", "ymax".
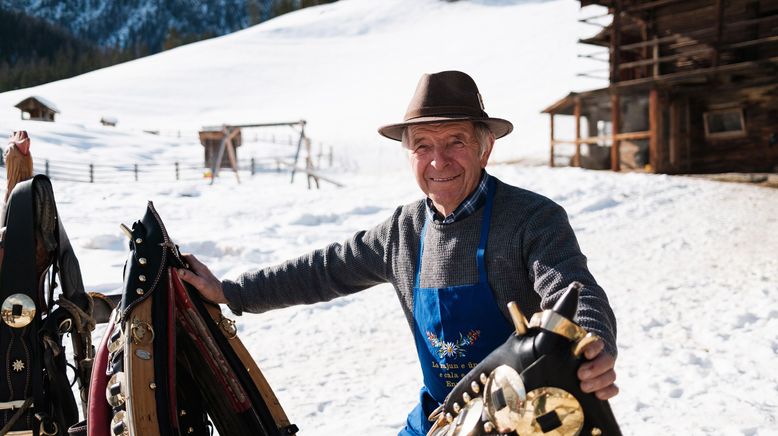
[{"xmin": 1, "ymin": 0, "xmax": 777, "ymax": 435}]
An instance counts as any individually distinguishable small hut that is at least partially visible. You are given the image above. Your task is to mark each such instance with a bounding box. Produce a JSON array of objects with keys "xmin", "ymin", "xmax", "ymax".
[
  {"xmin": 100, "ymin": 116, "xmax": 118, "ymax": 127},
  {"xmin": 198, "ymin": 126, "xmax": 242, "ymax": 169},
  {"xmin": 15, "ymin": 96, "xmax": 59, "ymax": 122}
]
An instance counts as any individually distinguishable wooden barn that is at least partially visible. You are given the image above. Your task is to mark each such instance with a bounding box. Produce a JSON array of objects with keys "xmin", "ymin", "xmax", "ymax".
[
  {"xmin": 198, "ymin": 126, "xmax": 242, "ymax": 169},
  {"xmin": 14, "ymin": 96, "xmax": 59, "ymax": 122},
  {"xmin": 543, "ymin": 0, "xmax": 778, "ymax": 174}
]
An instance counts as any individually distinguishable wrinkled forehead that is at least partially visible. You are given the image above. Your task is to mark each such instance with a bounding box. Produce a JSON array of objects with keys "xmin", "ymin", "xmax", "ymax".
[{"xmin": 406, "ymin": 121, "xmax": 476, "ymax": 142}]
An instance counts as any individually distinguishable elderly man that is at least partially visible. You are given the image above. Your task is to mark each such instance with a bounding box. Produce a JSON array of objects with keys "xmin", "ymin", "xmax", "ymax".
[{"xmin": 179, "ymin": 71, "xmax": 618, "ymax": 435}]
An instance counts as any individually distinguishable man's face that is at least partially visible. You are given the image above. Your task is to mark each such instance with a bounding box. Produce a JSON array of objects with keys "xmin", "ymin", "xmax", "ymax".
[{"xmin": 405, "ymin": 121, "xmax": 493, "ymax": 216}]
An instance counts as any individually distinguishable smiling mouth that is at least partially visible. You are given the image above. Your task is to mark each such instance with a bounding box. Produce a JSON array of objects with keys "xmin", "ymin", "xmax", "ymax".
[{"xmin": 428, "ymin": 175, "xmax": 461, "ymax": 182}]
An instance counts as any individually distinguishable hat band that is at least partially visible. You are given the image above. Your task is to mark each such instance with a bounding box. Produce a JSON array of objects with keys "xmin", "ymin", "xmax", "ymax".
[{"xmin": 405, "ymin": 105, "xmax": 487, "ymax": 121}]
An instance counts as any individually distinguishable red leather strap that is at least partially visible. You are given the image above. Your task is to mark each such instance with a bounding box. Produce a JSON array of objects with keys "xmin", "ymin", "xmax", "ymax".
[{"xmin": 86, "ymin": 320, "xmax": 113, "ymax": 436}]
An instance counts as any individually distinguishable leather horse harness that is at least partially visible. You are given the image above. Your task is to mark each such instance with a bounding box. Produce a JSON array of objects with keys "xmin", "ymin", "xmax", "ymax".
[{"xmin": 86, "ymin": 201, "xmax": 297, "ymax": 436}]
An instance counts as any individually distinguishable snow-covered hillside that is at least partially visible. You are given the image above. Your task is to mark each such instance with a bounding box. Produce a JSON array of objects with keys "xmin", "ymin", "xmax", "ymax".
[{"xmin": 1, "ymin": 0, "xmax": 776, "ymax": 435}]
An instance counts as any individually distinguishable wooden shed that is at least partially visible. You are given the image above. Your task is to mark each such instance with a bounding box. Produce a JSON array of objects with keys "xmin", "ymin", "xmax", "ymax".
[
  {"xmin": 14, "ymin": 96, "xmax": 59, "ymax": 122},
  {"xmin": 544, "ymin": 0, "xmax": 778, "ymax": 174},
  {"xmin": 198, "ymin": 127, "xmax": 242, "ymax": 169}
]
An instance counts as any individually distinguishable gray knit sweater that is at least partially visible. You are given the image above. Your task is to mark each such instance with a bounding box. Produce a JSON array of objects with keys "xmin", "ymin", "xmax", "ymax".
[{"xmin": 223, "ymin": 177, "xmax": 617, "ymax": 356}]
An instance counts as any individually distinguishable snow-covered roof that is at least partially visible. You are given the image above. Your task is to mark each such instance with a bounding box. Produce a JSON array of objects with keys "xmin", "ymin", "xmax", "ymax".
[{"xmin": 15, "ymin": 95, "xmax": 60, "ymax": 113}]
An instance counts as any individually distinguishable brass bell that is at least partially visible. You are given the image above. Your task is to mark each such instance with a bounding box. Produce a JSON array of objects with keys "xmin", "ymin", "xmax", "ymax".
[
  {"xmin": 111, "ymin": 410, "xmax": 130, "ymax": 436},
  {"xmin": 1, "ymin": 294, "xmax": 36, "ymax": 328},
  {"xmin": 514, "ymin": 387, "xmax": 584, "ymax": 436},
  {"xmin": 106, "ymin": 372, "xmax": 126, "ymax": 407},
  {"xmin": 449, "ymin": 397, "xmax": 485, "ymax": 436},
  {"xmin": 483, "ymin": 365, "xmax": 526, "ymax": 434}
]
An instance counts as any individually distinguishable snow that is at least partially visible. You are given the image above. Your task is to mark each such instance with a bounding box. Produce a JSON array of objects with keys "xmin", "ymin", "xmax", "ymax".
[{"xmin": 1, "ymin": 0, "xmax": 777, "ymax": 434}]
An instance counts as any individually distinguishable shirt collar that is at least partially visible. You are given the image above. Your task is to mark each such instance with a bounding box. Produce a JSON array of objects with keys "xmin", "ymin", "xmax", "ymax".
[{"xmin": 425, "ymin": 171, "xmax": 490, "ymax": 224}]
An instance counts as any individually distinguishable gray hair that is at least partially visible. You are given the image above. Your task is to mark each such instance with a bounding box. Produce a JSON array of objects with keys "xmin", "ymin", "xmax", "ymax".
[{"xmin": 401, "ymin": 121, "xmax": 494, "ymax": 158}]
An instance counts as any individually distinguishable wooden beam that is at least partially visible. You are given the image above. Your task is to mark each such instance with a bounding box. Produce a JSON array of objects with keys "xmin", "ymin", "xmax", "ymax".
[
  {"xmin": 610, "ymin": 0, "xmax": 622, "ymax": 84},
  {"xmin": 648, "ymin": 88, "xmax": 659, "ymax": 173},
  {"xmin": 551, "ymin": 131, "xmax": 651, "ymax": 145},
  {"xmin": 550, "ymin": 113, "xmax": 556, "ymax": 168},
  {"xmin": 574, "ymin": 100, "xmax": 582, "ymax": 167},
  {"xmin": 611, "ymin": 93, "xmax": 620, "ymax": 171},
  {"xmin": 618, "ymin": 47, "xmax": 714, "ymax": 70},
  {"xmin": 612, "ymin": 55, "xmax": 778, "ymax": 89},
  {"xmin": 623, "ymin": 0, "xmax": 686, "ymax": 12},
  {"xmin": 714, "ymin": 0, "xmax": 723, "ymax": 67}
]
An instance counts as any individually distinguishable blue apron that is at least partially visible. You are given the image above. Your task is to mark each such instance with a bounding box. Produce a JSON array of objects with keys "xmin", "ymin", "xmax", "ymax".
[{"xmin": 399, "ymin": 179, "xmax": 513, "ymax": 435}]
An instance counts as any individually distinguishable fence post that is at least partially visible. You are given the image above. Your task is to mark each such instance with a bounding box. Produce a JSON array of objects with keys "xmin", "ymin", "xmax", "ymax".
[
  {"xmin": 250, "ymin": 158, "xmax": 255, "ymax": 176},
  {"xmin": 45, "ymin": 160, "xmax": 49, "ymax": 177},
  {"xmin": 329, "ymin": 146, "xmax": 333, "ymax": 167},
  {"xmin": 175, "ymin": 162, "xmax": 180, "ymax": 180},
  {"xmin": 89, "ymin": 164, "xmax": 94, "ymax": 183},
  {"xmin": 134, "ymin": 164, "xmax": 138, "ymax": 182}
]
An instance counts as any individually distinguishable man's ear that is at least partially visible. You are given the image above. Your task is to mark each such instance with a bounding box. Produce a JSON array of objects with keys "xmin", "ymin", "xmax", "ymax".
[{"xmin": 480, "ymin": 133, "xmax": 495, "ymax": 167}]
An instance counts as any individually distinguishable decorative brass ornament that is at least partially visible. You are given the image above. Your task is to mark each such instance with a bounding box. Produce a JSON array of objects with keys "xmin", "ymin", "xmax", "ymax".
[
  {"xmin": 138, "ymin": 257, "xmax": 148, "ymax": 265},
  {"xmin": 111, "ymin": 410, "xmax": 130, "ymax": 436},
  {"xmin": 507, "ymin": 301, "xmax": 529, "ymax": 335},
  {"xmin": 1, "ymin": 294, "xmax": 36, "ymax": 328},
  {"xmin": 572, "ymin": 332, "xmax": 600, "ymax": 358},
  {"xmin": 130, "ymin": 318, "xmax": 154, "ymax": 344},
  {"xmin": 483, "ymin": 365, "xmax": 526, "ymax": 433},
  {"xmin": 453, "ymin": 402, "xmax": 461, "ymax": 413},
  {"xmin": 119, "ymin": 223, "xmax": 133, "ymax": 239},
  {"xmin": 106, "ymin": 372, "xmax": 126, "ymax": 407},
  {"xmin": 11, "ymin": 359, "xmax": 25, "ymax": 372},
  {"xmin": 479, "ymin": 373, "xmax": 488, "ymax": 384},
  {"xmin": 462, "ymin": 392, "xmax": 471, "ymax": 404},
  {"xmin": 108, "ymin": 331, "xmax": 125, "ymax": 354},
  {"xmin": 428, "ymin": 414, "xmax": 448, "ymax": 436},
  {"xmin": 448, "ymin": 397, "xmax": 484, "ymax": 436},
  {"xmin": 514, "ymin": 387, "xmax": 584, "ymax": 436},
  {"xmin": 39, "ymin": 421, "xmax": 58, "ymax": 436},
  {"xmin": 528, "ymin": 310, "xmax": 587, "ymax": 342},
  {"xmin": 136, "ymin": 287, "xmax": 145, "ymax": 295},
  {"xmin": 135, "ymin": 238, "xmax": 143, "ymax": 244},
  {"xmin": 591, "ymin": 428, "xmax": 602, "ymax": 435},
  {"xmin": 218, "ymin": 315, "xmax": 238, "ymax": 339},
  {"xmin": 139, "ymin": 274, "xmax": 147, "ymax": 282},
  {"xmin": 428, "ymin": 403, "xmax": 444, "ymax": 422}
]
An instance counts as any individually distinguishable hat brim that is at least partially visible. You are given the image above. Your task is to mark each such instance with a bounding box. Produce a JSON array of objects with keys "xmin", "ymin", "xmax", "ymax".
[{"xmin": 378, "ymin": 116, "xmax": 513, "ymax": 141}]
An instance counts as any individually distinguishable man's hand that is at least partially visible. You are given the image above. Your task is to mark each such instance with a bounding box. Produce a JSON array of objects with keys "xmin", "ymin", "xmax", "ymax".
[
  {"xmin": 577, "ymin": 338, "xmax": 618, "ymax": 400},
  {"xmin": 177, "ymin": 254, "xmax": 228, "ymax": 305},
  {"xmin": 8, "ymin": 131, "xmax": 30, "ymax": 155}
]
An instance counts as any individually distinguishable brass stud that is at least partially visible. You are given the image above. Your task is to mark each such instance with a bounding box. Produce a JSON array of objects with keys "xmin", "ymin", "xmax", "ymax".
[
  {"xmin": 139, "ymin": 275, "xmax": 147, "ymax": 282},
  {"xmin": 139, "ymin": 257, "xmax": 147, "ymax": 265},
  {"xmin": 135, "ymin": 238, "xmax": 143, "ymax": 244},
  {"xmin": 187, "ymin": 427, "xmax": 194, "ymax": 434},
  {"xmin": 480, "ymin": 373, "xmax": 488, "ymax": 384},
  {"xmin": 445, "ymin": 413, "xmax": 453, "ymax": 423},
  {"xmin": 149, "ymin": 382, "xmax": 156, "ymax": 390},
  {"xmin": 591, "ymin": 428, "xmax": 602, "ymax": 436},
  {"xmin": 180, "ymin": 409, "xmax": 187, "ymax": 417},
  {"xmin": 136, "ymin": 288, "xmax": 144, "ymax": 295},
  {"xmin": 471, "ymin": 381, "xmax": 480, "ymax": 394},
  {"xmin": 484, "ymin": 422, "xmax": 494, "ymax": 433},
  {"xmin": 453, "ymin": 402, "xmax": 461, "ymax": 413},
  {"xmin": 462, "ymin": 392, "xmax": 471, "ymax": 403}
]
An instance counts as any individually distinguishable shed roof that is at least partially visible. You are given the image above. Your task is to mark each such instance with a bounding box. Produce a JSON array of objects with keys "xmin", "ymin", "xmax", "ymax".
[{"xmin": 14, "ymin": 96, "xmax": 60, "ymax": 113}]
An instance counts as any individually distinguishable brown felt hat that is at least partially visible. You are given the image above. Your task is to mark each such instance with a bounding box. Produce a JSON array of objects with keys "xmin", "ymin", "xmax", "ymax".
[{"xmin": 378, "ymin": 70, "xmax": 513, "ymax": 141}]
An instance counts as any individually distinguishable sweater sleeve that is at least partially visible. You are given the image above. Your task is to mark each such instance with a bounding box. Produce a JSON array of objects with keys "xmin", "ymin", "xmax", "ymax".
[
  {"xmin": 222, "ymin": 207, "xmax": 400, "ymax": 315},
  {"xmin": 520, "ymin": 201, "xmax": 618, "ymax": 357}
]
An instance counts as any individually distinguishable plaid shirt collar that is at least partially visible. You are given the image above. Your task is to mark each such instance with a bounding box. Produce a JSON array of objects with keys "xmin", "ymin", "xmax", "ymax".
[{"xmin": 425, "ymin": 171, "xmax": 490, "ymax": 224}]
